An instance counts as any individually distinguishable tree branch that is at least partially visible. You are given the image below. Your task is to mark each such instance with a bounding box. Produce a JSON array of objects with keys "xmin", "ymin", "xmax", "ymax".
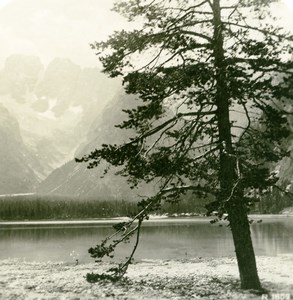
[
  {"xmin": 223, "ymin": 22, "xmax": 293, "ymax": 41},
  {"xmin": 127, "ymin": 110, "xmax": 217, "ymax": 146}
]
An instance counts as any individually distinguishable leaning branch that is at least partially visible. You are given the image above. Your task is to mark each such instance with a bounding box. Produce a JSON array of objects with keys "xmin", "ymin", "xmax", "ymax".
[
  {"xmin": 128, "ymin": 110, "xmax": 217, "ymax": 145},
  {"xmin": 118, "ymin": 218, "xmax": 143, "ymax": 275}
]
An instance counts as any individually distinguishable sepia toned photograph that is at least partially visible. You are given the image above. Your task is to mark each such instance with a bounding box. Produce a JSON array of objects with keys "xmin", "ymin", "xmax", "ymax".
[{"xmin": 0, "ymin": 0, "xmax": 292, "ymax": 299}]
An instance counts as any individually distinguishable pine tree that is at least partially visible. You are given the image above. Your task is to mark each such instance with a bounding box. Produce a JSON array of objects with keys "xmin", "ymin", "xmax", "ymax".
[{"xmin": 78, "ymin": 0, "xmax": 293, "ymax": 290}]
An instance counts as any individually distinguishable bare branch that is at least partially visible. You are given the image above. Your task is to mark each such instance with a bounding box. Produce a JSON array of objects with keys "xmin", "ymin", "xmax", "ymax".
[
  {"xmin": 223, "ymin": 21, "xmax": 293, "ymax": 41},
  {"xmin": 192, "ymin": 146, "xmax": 219, "ymax": 161},
  {"xmin": 180, "ymin": 30, "xmax": 213, "ymax": 42},
  {"xmin": 127, "ymin": 110, "xmax": 217, "ymax": 145},
  {"xmin": 238, "ymin": 101, "xmax": 251, "ymax": 144},
  {"xmin": 143, "ymin": 118, "xmax": 179, "ymax": 157},
  {"xmin": 118, "ymin": 218, "xmax": 143, "ymax": 275}
]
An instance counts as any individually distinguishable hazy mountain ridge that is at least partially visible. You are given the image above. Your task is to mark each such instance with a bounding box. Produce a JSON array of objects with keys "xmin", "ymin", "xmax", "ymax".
[
  {"xmin": 38, "ymin": 88, "xmax": 293, "ymax": 201},
  {"xmin": 0, "ymin": 104, "xmax": 40, "ymax": 193},
  {"xmin": 38, "ymin": 91, "xmax": 155, "ymax": 200},
  {"xmin": 1, "ymin": 54, "xmax": 291, "ymax": 198},
  {"xmin": 0, "ymin": 54, "xmax": 120, "ymax": 194}
]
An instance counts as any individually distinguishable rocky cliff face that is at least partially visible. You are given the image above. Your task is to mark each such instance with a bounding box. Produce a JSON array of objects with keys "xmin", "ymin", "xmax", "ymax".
[
  {"xmin": 0, "ymin": 104, "xmax": 40, "ymax": 193},
  {"xmin": 0, "ymin": 54, "xmax": 120, "ymax": 194},
  {"xmin": 37, "ymin": 91, "xmax": 153, "ymax": 200},
  {"xmin": 0, "ymin": 54, "xmax": 44, "ymax": 102}
]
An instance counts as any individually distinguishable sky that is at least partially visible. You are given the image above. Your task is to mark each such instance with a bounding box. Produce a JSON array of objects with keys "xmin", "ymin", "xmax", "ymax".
[
  {"xmin": 0, "ymin": 0, "xmax": 292, "ymax": 69},
  {"xmin": 283, "ymin": 0, "xmax": 293, "ymax": 11},
  {"xmin": 0, "ymin": 0, "xmax": 129, "ymax": 68}
]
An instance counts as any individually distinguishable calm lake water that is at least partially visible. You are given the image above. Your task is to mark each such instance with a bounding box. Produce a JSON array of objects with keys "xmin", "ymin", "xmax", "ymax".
[{"xmin": 0, "ymin": 216, "xmax": 292, "ymax": 263}]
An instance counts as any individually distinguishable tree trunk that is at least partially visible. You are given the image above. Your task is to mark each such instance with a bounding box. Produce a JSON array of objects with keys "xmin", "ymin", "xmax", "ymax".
[
  {"xmin": 227, "ymin": 203, "xmax": 262, "ymax": 289},
  {"xmin": 212, "ymin": 0, "xmax": 262, "ymax": 290}
]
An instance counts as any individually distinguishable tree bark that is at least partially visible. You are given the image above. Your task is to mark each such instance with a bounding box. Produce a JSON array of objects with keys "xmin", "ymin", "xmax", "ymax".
[
  {"xmin": 212, "ymin": 0, "xmax": 262, "ymax": 290},
  {"xmin": 227, "ymin": 202, "xmax": 262, "ymax": 289}
]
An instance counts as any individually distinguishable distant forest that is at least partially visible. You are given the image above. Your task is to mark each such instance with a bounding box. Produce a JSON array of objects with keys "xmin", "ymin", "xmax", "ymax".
[{"xmin": 0, "ymin": 190, "xmax": 291, "ymax": 220}]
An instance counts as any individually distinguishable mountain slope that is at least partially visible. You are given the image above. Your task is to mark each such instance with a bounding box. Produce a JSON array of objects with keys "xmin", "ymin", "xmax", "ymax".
[
  {"xmin": 38, "ymin": 91, "xmax": 153, "ymax": 200},
  {"xmin": 0, "ymin": 54, "xmax": 120, "ymax": 179},
  {"xmin": 0, "ymin": 104, "xmax": 40, "ymax": 193}
]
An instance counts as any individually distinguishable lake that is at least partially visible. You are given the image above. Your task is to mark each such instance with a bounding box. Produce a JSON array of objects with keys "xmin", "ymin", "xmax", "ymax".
[{"xmin": 0, "ymin": 216, "xmax": 292, "ymax": 263}]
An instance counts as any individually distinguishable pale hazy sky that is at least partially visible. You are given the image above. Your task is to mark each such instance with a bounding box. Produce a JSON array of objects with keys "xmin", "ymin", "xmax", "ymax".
[
  {"xmin": 0, "ymin": 0, "xmax": 292, "ymax": 68},
  {"xmin": 0, "ymin": 0, "xmax": 129, "ymax": 68}
]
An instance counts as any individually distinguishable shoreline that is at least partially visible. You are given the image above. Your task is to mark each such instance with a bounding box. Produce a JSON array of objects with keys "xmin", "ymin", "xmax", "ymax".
[
  {"xmin": 0, "ymin": 214, "xmax": 292, "ymax": 226},
  {"xmin": 0, "ymin": 256, "xmax": 292, "ymax": 299}
]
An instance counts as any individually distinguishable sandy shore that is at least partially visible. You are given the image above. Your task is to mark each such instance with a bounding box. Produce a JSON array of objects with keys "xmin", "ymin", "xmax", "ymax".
[{"xmin": 0, "ymin": 256, "xmax": 292, "ymax": 299}]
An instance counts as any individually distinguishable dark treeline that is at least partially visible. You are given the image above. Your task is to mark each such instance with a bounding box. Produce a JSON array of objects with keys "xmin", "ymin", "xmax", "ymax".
[
  {"xmin": 0, "ymin": 194, "xmax": 211, "ymax": 220},
  {"xmin": 0, "ymin": 195, "xmax": 137, "ymax": 220},
  {"xmin": 0, "ymin": 190, "xmax": 291, "ymax": 221}
]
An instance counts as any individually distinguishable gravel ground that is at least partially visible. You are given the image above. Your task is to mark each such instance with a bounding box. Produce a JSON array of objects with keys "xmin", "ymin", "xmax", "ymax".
[{"xmin": 0, "ymin": 256, "xmax": 292, "ymax": 299}]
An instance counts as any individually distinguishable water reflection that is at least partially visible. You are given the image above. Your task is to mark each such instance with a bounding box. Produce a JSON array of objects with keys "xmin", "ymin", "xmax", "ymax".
[
  {"xmin": 0, "ymin": 217, "xmax": 292, "ymax": 263},
  {"xmin": 250, "ymin": 220, "xmax": 293, "ymax": 256}
]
